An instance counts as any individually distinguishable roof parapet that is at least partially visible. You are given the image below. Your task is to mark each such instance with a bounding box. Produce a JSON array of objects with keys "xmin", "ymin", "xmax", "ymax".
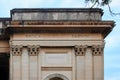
[{"xmin": 11, "ymin": 8, "xmax": 103, "ymax": 21}]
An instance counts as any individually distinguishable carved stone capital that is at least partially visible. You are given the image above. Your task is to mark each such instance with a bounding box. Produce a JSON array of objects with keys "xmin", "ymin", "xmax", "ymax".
[
  {"xmin": 11, "ymin": 45, "xmax": 23, "ymax": 56},
  {"xmin": 28, "ymin": 45, "xmax": 40, "ymax": 56},
  {"xmin": 92, "ymin": 45, "xmax": 104, "ymax": 56},
  {"xmin": 74, "ymin": 45, "xmax": 87, "ymax": 56}
]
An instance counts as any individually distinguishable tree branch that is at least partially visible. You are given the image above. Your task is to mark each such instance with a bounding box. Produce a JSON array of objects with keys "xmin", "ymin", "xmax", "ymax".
[
  {"xmin": 108, "ymin": 4, "xmax": 120, "ymax": 16},
  {"xmin": 91, "ymin": 0, "xmax": 98, "ymax": 8}
]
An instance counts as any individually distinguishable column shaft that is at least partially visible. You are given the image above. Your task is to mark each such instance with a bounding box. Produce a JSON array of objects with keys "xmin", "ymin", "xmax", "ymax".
[
  {"xmin": 30, "ymin": 56, "xmax": 38, "ymax": 80},
  {"xmin": 74, "ymin": 45, "xmax": 87, "ymax": 80},
  {"xmin": 93, "ymin": 56, "xmax": 103, "ymax": 80},
  {"xmin": 85, "ymin": 48, "xmax": 93, "ymax": 80},
  {"xmin": 76, "ymin": 56, "xmax": 85, "ymax": 80},
  {"xmin": 92, "ymin": 45, "xmax": 104, "ymax": 80},
  {"xmin": 28, "ymin": 45, "xmax": 39, "ymax": 80},
  {"xmin": 22, "ymin": 48, "xmax": 29, "ymax": 80},
  {"xmin": 10, "ymin": 45, "xmax": 22, "ymax": 80},
  {"xmin": 13, "ymin": 56, "xmax": 21, "ymax": 80}
]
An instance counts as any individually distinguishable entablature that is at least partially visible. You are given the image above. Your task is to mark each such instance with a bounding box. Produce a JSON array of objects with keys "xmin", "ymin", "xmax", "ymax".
[{"xmin": 7, "ymin": 20, "xmax": 114, "ymax": 38}]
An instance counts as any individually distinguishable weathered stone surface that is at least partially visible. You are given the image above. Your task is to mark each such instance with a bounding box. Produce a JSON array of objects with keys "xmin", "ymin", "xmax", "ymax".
[
  {"xmin": 12, "ymin": 12, "xmax": 101, "ymax": 20},
  {"xmin": 11, "ymin": 8, "xmax": 102, "ymax": 20}
]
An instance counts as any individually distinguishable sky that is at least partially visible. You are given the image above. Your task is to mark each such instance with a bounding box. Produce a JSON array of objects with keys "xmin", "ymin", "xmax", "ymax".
[{"xmin": 0, "ymin": 0, "xmax": 120, "ymax": 80}]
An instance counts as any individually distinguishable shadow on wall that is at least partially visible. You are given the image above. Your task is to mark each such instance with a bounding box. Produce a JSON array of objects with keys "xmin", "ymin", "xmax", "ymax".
[{"xmin": 0, "ymin": 53, "xmax": 9, "ymax": 80}]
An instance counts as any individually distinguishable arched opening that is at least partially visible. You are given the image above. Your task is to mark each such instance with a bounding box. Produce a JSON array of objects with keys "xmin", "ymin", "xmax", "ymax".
[
  {"xmin": 50, "ymin": 77, "xmax": 63, "ymax": 80},
  {"xmin": 44, "ymin": 73, "xmax": 69, "ymax": 80}
]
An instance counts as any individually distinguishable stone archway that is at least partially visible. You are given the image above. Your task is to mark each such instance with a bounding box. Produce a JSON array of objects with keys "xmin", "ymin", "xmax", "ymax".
[{"xmin": 44, "ymin": 73, "xmax": 69, "ymax": 80}]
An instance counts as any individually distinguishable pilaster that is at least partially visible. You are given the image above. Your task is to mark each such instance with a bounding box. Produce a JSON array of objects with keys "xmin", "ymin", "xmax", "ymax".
[
  {"xmin": 27, "ymin": 45, "xmax": 40, "ymax": 80},
  {"xmin": 74, "ymin": 45, "xmax": 87, "ymax": 80},
  {"xmin": 22, "ymin": 47, "xmax": 29, "ymax": 80},
  {"xmin": 92, "ymin": 45, "xmax": 104, "ymax": 80},
  {"xmin": 10, "ymin": 45, "xmax": 23, "ymax": 80},
  {"xmin": 85, "ymin": 47, "xmax": 93, "ymax": 80}
]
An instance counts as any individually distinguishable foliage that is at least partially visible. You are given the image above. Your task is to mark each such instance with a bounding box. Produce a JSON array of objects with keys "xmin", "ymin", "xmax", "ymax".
[
  {"xmin": 85, "ymin": 0, "xmax": 120, "ymax": 15},
  {"xmin": 85, "ymin": 0, "xmax": 112, "ymax": 6}
]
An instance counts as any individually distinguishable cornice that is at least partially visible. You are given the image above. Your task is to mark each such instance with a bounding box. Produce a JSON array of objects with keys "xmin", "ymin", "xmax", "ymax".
[
  {"xmin": 6, "ymin": 20, "xmax": 115, "ymax": 38},
  {"xmin": 8, "ymin": 20, "xmax": 114, "ymax": 26},
  {"xmin": 11, "ymin": 8, "xmax": 103, "ymax": 14}
]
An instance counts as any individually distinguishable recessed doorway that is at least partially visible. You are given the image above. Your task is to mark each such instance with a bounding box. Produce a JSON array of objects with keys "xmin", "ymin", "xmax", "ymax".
[{"xmin": 0, "ymin": 53, "xmax": 9, "ymax": 80}]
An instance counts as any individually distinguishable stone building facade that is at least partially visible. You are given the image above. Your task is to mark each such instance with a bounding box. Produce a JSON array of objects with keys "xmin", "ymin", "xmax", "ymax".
[{"xmin": 0, "ymin": 8, "xmax": 114, "ymax": 80}]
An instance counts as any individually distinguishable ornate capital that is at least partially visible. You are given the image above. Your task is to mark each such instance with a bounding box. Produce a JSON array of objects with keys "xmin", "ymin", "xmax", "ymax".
[
  {"xmin": 92, "ymin": 45, "xmax": 104, "ymax": 56},
  {"xmin": 11, "ymin": 45, "xmax": 23, "ymax": 56},
  {"xmin": 74, "ymin": 45, "xmax": 87, "ymax": 56},
  {"xmin": 28, "ymin": 45, "xmax": 40, "ymax": 56}
]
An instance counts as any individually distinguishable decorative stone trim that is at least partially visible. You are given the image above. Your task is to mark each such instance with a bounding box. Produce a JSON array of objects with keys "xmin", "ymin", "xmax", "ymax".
[
  {"xmin": 44, "ymin": 73, "xmax": 69, "ymax": 80},
  {"xmin": 28, "ymin": 45, "xmax": 40, "ymax": 56},
  {"xmin": 11, "ymin": 45, "xmax": 23, "ymax": 56},
  {"xmin": 74, "ymin": 45, "xmax": 87, "ymax": 56},
  {"xmin": 92, "ymin": 45, "xmax": 104, "ymax": 56}
]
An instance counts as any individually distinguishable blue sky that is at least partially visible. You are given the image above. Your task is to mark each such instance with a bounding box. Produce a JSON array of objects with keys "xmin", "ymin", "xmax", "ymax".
[{"xmin": 0, "ymin": 0, "xmax": 120, "ymax": 80}]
